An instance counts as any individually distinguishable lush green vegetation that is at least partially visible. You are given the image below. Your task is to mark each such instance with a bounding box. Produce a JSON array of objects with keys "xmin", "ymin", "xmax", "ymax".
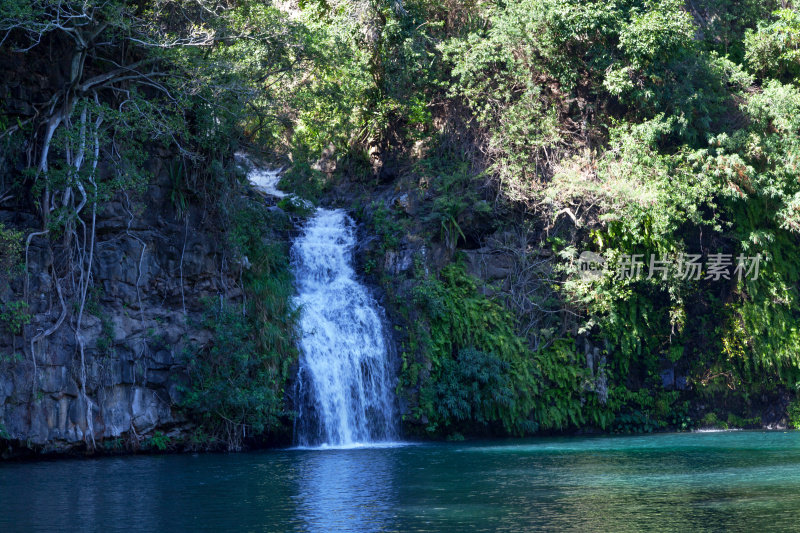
[
  {"xmin": 4, "ymin": 0, "xmax": 800, "ymax": 447},
  {"xmin": 180, "ymin": 200, "xmax": 297, "ymax": 449},
  {"xmin": 292, "ymin": 0, "xmax": 800, "ymax": 436},
  {"xmin": 0, "ymin": 0, "xmax": 305, "ymax": 449},
  {"xmin": 398, "ymin": 262, "xmax": 538, "ymax": 436}
]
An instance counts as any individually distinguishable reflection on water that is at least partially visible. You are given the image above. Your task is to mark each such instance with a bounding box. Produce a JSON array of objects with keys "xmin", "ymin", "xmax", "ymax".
[
  {"xmin": 2, "ymin": 431, "xmax": 800, "ymax": 532},
  {"xmin": 295, "ymin": 449, "xmax": 397, "ymax": 531}
]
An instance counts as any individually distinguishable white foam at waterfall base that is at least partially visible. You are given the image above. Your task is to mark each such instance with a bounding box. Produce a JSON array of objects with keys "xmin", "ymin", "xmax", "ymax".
[
  {"xmin": 292, "ymin": 208, "xmax": 398, "ymax": 447},
  {"xmin": 292, "ymin": 441, "xmax": 413, "ymax": 451}
]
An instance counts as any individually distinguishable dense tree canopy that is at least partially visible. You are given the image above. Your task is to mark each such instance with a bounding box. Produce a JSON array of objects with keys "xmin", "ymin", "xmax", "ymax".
[{"xmin": 4, "ymin": 0, "xmax": 800, "ymax": 445}]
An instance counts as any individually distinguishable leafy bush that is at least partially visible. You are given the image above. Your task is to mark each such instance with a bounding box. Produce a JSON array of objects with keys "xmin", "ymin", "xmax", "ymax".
[
  {"xmin": 0, "ymin": 301, "xmax": 30, "ymax": 337},
  {"xmin": 700, "ymin": 412, "xmax": 728, "ymax": 429},
  {"xmin": 0, "ymin": 223, "xmax": 23, "ymax": 276},
  {"xmin": 433, "ymin": 347, "xmax": 515, "ymax": 428},
  {"xmin": 181, "ymin": 198, "xmax": 297, "ymax": 449},
  {"xmin": 144, "ymin": 431, "xmax": 171, "ymax": 452},
  {"xmin": 726, "ymin": 413, "xmax": 761, "ymax": 428},
  {"xmin": 181, "ymin": 302, "xmax": 287, "ymax": 449},
  {"xmin": 745, "ymin": 8, "xmax": 800, "ymax": 80},
  {"xmin": 788, "ymin": 400, "xmax": 800, "ymax": 429},
  {"xmin": 402, "ymin": 263, "xmax": 539, "ymax": 436}
]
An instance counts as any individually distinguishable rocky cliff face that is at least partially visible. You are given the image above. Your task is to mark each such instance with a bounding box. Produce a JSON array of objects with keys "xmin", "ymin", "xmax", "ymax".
[{"xmin": 0, "ymin": 154, "xmax": 244, "ymax": 456}]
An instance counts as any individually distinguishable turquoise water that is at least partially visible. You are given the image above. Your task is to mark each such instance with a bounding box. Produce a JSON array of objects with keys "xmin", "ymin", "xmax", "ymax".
[{"xmin": 2, "ymin": 431, "xmax": 800, "ymax": 532}]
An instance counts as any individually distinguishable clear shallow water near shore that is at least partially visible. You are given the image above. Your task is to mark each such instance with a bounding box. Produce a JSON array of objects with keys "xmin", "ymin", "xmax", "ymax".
[{"xmin": 3, "ymin": 431, "xmax": 800, "ymax": 532}]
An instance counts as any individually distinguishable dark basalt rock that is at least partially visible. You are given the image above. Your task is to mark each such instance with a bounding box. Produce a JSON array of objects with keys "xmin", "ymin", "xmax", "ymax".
[{"xmin": 0, "ymin": 152, "xmax": 243, "ymax": 456}]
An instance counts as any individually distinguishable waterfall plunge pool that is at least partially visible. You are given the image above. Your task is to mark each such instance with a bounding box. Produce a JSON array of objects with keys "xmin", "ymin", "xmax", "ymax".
[{"xmin": 3, "ymin": 431, "xmax": 800, "ymax": 532}]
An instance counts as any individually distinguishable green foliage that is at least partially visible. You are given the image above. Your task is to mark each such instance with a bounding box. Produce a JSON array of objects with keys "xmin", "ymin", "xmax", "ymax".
[
  {"xmin": 415, "ymin": 157, "xmax": 489, "ymax": 250},
  {"xmin": 0, "ymin": 300, "xmax": 30, "ymax": 336},
  {"xmin": 276, "ymin": 196, "xmax": 315, "ymax": 218},
  {"xmin": 618, "ymin": 0, "xmax": 696, "ymax": 68},
  {"xmin": 5, "ymin": 0, "xmax": 800, "ymax": 444},
  {"xmin": 0, "ymin": 223, "xmax": 23, "ymax": 276},
  {"xmin": 186, "ymin": 427, "xmax": 216, "ymax": 450},
  {"xmin": 368, "ymin": 201, "xmax": 402, "ymax": 252},
  {"xmin": 102, "ymin": 438, "xmax": 124, "ymax": 451},
  {"xmin": 144, "ymin": 431, "xmax": 171, "ymax": 451},
  {"xmin": 278, "ymin": 161, "xmax": 328, "ymax": 204},
  {"xmin": 400, "ymin": 257, "xmax": 685, "ymax": 435},
  {"xmin": 433, "ymin": 347, "xmax": 515, "ymax": 427},
  {"xmin": 549, "ymin": 120, "xmax": 718, "ymax": 383},
  {"xmin": 608, "ymin": 388, "xmax": 689, "ymax": 433},
  {"xmin": 745, "ymin": 8, "xmax": 800, "ymax": 80},
  {"xmin": 181, "ymin": 301, "xmax": 287, "ymax": 445},
  {"xmin": 689, "ymin": 80, "xmax": 800, "ymax": 380},
  {"xmin": 441, "ymin": 0, "xmax": 755, "ymax": 200},
  {"xmin": 229, "ymin": 202, "xmax": 297, "ymax": 364},
  {"xmin": 726, "ymin": 413, "xmax": 761, "ymax": 428},
  {"xmin": 402, "ymin": 262, "xmax": 539, "ymax": 435},
  {"xmin": 532, "ymin": 339, "xmax": 599, "ymax": 430},
  {"xmin": 700, "ymin": 412, "xmax": 728, "ymax": 429},
  {"xmin": 789, "ymin": 400, "xmax": 800, "ymax": 429},
  {"xmin": 534, "ymin": 338, "xmax": 691, "ymax": 433},
  {"xmin": 1, "ymin": 0, "xmax": 313, "ymax": 229},
  {"xmin": 441, "ymin": 0, "xmax": 607, "ymax": 195},
  {"xmin": 276, "ymin": 1, "xmax": 800, "ymax": 438},
  {"xmin": 694, "ymin": 0, "xmax": 777, "ymax": 62},
  {"xmin": 283, "ymin": 0, "xmax": 447, "ymax": 166},
  {"xmin": 181, "ymin": 198, "xmax": 296, "ymax": 448}
]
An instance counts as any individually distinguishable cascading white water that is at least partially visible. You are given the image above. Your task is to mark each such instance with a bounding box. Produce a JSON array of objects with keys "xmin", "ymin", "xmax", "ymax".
[
  {"xmin": 247, "ymin": 166, "xmax": 286, "ymax": 198},
  {"xmin": 292, "ymin": 209, "xmax": 397, "ymax": 447},
  {"xmin": 241, "ymin": 156, "xmax": 397, "ymax": 448}
]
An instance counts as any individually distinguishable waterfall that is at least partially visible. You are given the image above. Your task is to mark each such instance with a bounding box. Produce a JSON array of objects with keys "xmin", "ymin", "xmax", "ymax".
[
  {"xmin": 246, "ymin": 166, "xmax": 286, "ymax": 198},
  {"xmin": 241, "ymin": 156, "xmax": 397, "ymax": 447},
  {"xmin": 292, "ymin": 209, "xmax": 397, "ymax": 447}
]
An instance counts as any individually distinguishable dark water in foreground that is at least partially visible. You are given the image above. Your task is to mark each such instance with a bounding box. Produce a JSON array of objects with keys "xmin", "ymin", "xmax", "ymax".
[{"xmin": 2, "ymin": 431, "xmax": 800, "ymax": 532}]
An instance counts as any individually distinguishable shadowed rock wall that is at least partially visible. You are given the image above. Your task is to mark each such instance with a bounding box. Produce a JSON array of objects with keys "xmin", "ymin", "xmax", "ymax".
[{"xmin": 0, "ymin": 154, "xmax": 243, "ymax": 455}]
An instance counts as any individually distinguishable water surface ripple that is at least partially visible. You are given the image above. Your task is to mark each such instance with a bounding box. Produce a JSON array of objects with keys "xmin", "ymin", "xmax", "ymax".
[{"xmin": 2, "ymin": 431, "xmax": 800, "ymax": 532}]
